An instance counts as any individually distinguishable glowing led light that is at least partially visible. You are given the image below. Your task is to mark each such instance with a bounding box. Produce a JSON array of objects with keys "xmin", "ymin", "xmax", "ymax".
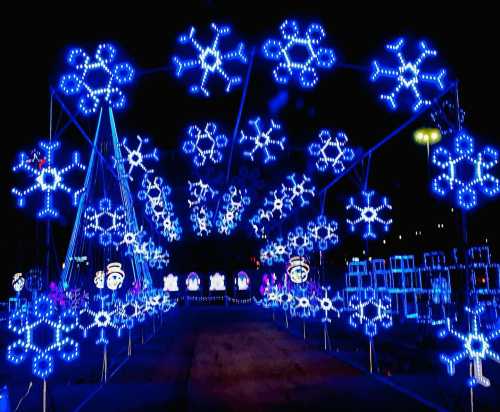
[
  {"xmin": 287, "ymin": 227, "xmax": 314, "ymax": 257},
  {"xmin": 84, "ymin": 198, "xmax": 126, "ymax": 247},
  {"xmin": 239, "ymin": 117, "xmax": 287, "ymax": 164},
  {"xmin": 431, "ymin": 131, "xmax": 499, "ymax": 210},
  {"xmin": 7, "ymin": 295, "xmax": 79, "ymax": 378},
  {"xmin": 370, "ymin": 37, "xmax": 447, "ymax": 112},
  {"xmin": 262, "ymin": 19, "xmax": 335, "ymax": 88},
  {"xmin": 115, "ymin": 225, "xmax": 146, "ymax": 255},
  {"xmin": 346, "ymin": 190, "xmax": 393, "ymax": 239},
  {"xmin": 282, "ymin": 173, "xmax": 315, "ymax": 207},
  {"xmin": 186, "ymin": 272, "xmax": 201, "ymax": 292},
  {"xmin": 413, "ymin": 128, "xmax": 442, "ymax": 145},
  {"xmin": 116, "ymin": 135, "xmax": 159, "ymax": 181},
  {"xmin": 308, "ymin": 129, "xmax": 354, "ymax": 174},
  {"xmin": 163, "ymin": 273, "xmax": 179, "ymax": 292},
  {"xmin": 348, "ymin": 288, "xmax": 392, "ymax": 338},
  {"xmin": 79, "ymin": 294, "xmax": 119, "ymax": 345},
  {"xmin": 106, "ymin": 262, "xmax": 125, "ymax": 291},
  {"xmin": 438, "ymin": 305, "xmax": 500, "ymax": 387},
  {"xmin": 12, "ymin": 273, "xmax": 25, "ymax": 293},
  {"xmin": 286, "ymin": 256, "xmax": 310, "ymax": 284},
  {"xmin": 307, "ymin": 215, "xmax": 339, "ymax": 251},
  {"xmin": 290, "ymin": 286, "xmax": 318, "ymax": 318},
  {"xmin": 209, "ymin": 272, "xmax": 226, "ymax": 291},
  {"xmin": 236, "ymin": 271, "xmax": 250, "ymax": 291},
  {"xmin": 317, "ymin": 286, "xmax": 335, "ymax": 323},
  {"xmin": 182, "ymin": 122, "xmax": 228, "ymax": 167},
  {"xmin": 59, "ymin": 43, "xmax": 134, "ymax": 115},
  {"xmin": 262, "ymin": 189, "xmax": 293, "ymax": 219},
  {"xmin": 172, "ymin": 22, "xmax": 247, "ymax": 97},
  {"xmin": 12, "ymin": 140, "xmax": 86, "ymax": 219},
  {"xmin": 216, "ymin": 186, "xmax": 251, "ymax": 235}
]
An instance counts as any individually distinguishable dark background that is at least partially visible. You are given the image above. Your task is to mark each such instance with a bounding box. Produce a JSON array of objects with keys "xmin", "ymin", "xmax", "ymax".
[{"xmin": 2, "ymin": 2, "xmax": 499, "ymax": 298}]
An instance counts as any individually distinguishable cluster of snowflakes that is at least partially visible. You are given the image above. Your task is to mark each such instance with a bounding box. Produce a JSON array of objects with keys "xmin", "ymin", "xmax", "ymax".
[{"xmin": 187, "ymin": 179, "xmax": 218, "ymax": 237}]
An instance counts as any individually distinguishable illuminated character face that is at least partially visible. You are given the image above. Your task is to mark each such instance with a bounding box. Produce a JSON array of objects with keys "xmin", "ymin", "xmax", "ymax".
[
  {"xmin": 236, "ymin": 271, "xmax": 250, "ymax": 291},
  {"xmin": 209, "ymin": 272, "xmax": 226, "ymax": 291},
  {"xmin": 287, "ymin": 256, "xmax": 310, "ymax": 284},
  {"xmin": 106, "ymin": 262, "xmax": 125, "ymax": 291},
  {"xmin": 12, "ymin": 273, "xmax": 25, "ymax": 293},
  {"xmin": 163, "ymin": 273, "xmax": 179, "ymax": 292},
  {"xmin": 94, "ymin": 271, "xmax": 105, "ymax": 289},
  {"xmin": 186, "ymin": 272, "xmax": 200, "ymax": 292}
]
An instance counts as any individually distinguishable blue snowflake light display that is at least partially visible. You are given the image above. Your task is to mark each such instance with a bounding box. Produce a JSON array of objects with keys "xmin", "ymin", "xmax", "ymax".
[
  {"xmin": 187, "ymin": 179, "xmax": 218, "ymax": 237},
  {"xmin": 282, "ymin": 173, "xmax": 316, "ymax": 207},
  {"xmin": 115, "ymin": 226, "xmax": 146, "ymax": 255},
  {"xmin": 59, "ymin": 43, "xmax": 135, "ymax": 115},
  {"xmin": 172, "ymin": 23, "xmax": 247, "ymax": 97},
  {"xmin": 187, "ymin": 179, "xmax": 218, "ymax": 207},
  {"xmin": 307, "ymin": 215, "xmax": 339, "ymax": 251},
  {"xmin": 12, "ymin": 140, "xmax": 86, "ymax": 219},
  {"xmin": 290, "ymin": 287, "xmax": 318, "ymax": 318},
  {"xmin": 348, "ymin": 289, "xmax": 392, "ymax": 338},
  {"xmin": 308, "ymin": 129, "xmax": 355, "ymax": 174},
  {"xmin": 272, "ymin": 237, "xmax": 290, "ymax": 263},
  {"xmin": 370, "ymin": 37, "xmax": 447, "ymax": 112},
  {"xmin": 136, "ymin": 238, "xmax": 170, "ymax": 270},
  {"xmin": 431, "ymin": 131, "xmax": 499, "ymax": 210},
  {"xmin": 239, "ymin": 117, "xmax": 287, "ymax": 164},
  {"xmin": 346, "ymin": 190, "xmax": 392, "ymax": 239},
  {"xmin": 317, "ymin": 286, "xmax": 335, "ymax": 323},
  {"xmin": 182, "ymin": 122, "xmax": 228, "ymax": 167},
  {"xmin": 262, "ymin": 20, "xmax": 336, "ymax": 88},
  {"xmin": 84, "ymin": 198, "xmax": 126, "ymax": 247},
  {"xmin": 438, "ymin": 305, "xmax": 500, "ymax": 388},
  {"xmin": 262, "ymin": 189, "xmax": 293, "ymax": 220},
  {"xmin": 116, "ymin": 135, "xmax": 159, "ymax": 181},
  {"xmin": 216, "ymin": 186, "xmax": 251, "ymax": 235},
  {"xmin": 190, "ymin": 206, "xmax": 214, "ymax": 237},
  {"xmin": 260, "ymin": 242, "xmax": 275, "ymax": 266},
  {"xmin": 287, "ymin": 226, "xmax": 314, "ymax": 257},
  {"xmin": 79, "ymin": 294, "xmax": 119, "ymax": 345},
  {"xmin": 7, "ymin": 295, "xmax": 79, "ymax": 378}
]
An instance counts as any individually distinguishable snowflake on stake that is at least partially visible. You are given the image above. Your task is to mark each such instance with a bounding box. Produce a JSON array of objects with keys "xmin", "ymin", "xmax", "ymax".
[
  {"xmin": 12, "ymin": 140, "xmax": 86, "ymax": 219},
  {"xmin": 84, "ymin": 198, "xmax": 126, "ymax": 247},
  {"xmin": 116, "ymin": 135, "xmax": 159, "ymax": 181},
  {"xmin": 282, "ymin": 173, "xmax": 316, "ymax": 207},
  {"xmin": 172, "ymin": 23, "xmax": 247, "ymax": 97},
  {"xmin": 431, "ymin": 131, "xmax": 499, "ymax": 210},
  {"xmin": 348, "ymin": 288, "xmax": 392, "ymax": 338},
  {"xmin": 346, "ymin": 190, "xmax": 392, "ymax": 239},
  {"xmin": 59, "ymin": 43, "xmax": 135, "ymax": 116},
  {"xmin": 182, "ymin": 122, "xmax": 228, "ymax": 167},
  {"xmin": 263, "ymin": 19, "xmax": 336, "ymax": 88},
  {"xmin": 287, "ymin": 226, "xmax": 314, "ymax": 257},
  {"xmin": 239, "ymin": 117, "xmax": 287, "ymax": 164},
  {"xmin": 307, "ymin": 215, "xmax": 339, "ymax": 251},
  {"xmin": 308, "ymin": 129, "xmax": 354, "ymax": 174},
  {"xmin": 370, "ymin": 37, "xmax": 447, "ymax": 112},
  {"xmin": 79, "ymin": 294, "xmax": 119, "ymax": 345},
  {"xmin": 438, "ymin": 305, "xmax": 500, "ymax": 388}
]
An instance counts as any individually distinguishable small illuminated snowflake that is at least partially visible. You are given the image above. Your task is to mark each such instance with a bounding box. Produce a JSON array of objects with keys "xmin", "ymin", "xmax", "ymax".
[
  {"xmin": 260, "ymin": 243, "xmax": 275, "ymax": 266},
  {"xmin": 287, "ymin": 226, "xmax": 314, "ymax": 257},
  {"xmin": 182, "ymin": 122, "xmax": 228, "ymax": 167},
  {"xmin": 346, "ymin": 190, "xmax": 392, "ymax": 239},
  {"xmin": 308, "ymin": 129, "xmax": 354, "ymax": 174},
  {"xmin": 172, "ymin": 23, "xmax": 247, "ymax": 97},
  {"xmin": 348, "ymin": 288, "xmax": 392, "ymax": 338},
  {"xmin": 317, "ymin": 286, "xmax": 335, "ymax": 323},
  {"xmin": 7, "ymin": 295, "xmax": 79, "ymax": 378},
  {"xmin": 187, "ymin": 179, "xmax": 218, "ymax": 208},
  {"xmin": 307, "ymin": 215, "xmax": 339, "ymax": 251},
  {"xmin": 216, "ymin": 186, "xmax": 251, "ymax": 235},
  {"xmin": 290, "ymin": 287, "xmax": 318, "ymax": 318},
  {"xmin": 239, "ymin": 117, "xmax": 287, "ymax": 164},
  {"xmin": 79, "ymin": 294, "xmax": 119, "ymax": 345},
  {"xmin": 116, "ymin": 135, "xmax": 159, "ymax": 181},
  {"xmin": 190, "ymin": 206, "xmax": 213, "ymax": 237},
  {"xmin": 263, "ymin": 19, "xmax": 336, "ymax": 88},
  {"xmin": 249, "ymin": 211, "xmax": 268, "ymax": 239},
  {"xmin": 84, "ymin": 198, "xmax": 126, "ymax": 247},
  {"xmin": 272, "ymin": 237, "xmax": 290, "ymax": 263},
  {"xmin": 370, "ymin": 37, "xmax": 447, "ymax": 112},
  {"xmin": 282, "ymin": 174, "xmax": 315, "ymax": 207},
  {"xmin": 59, "ymin": 43, "xmax": 135, "ymax": 115},
  {"xmin": 438, "ymin": 305, "xmax": 500, "ymax": 387},
  {"xmin": 114, "ymin": 225, "xmax": 146, "ymax": 255},
  {"xmin": 12, "ymin": 140, "xmax": 86, "ymax": 219},
  {"xmin": 135, "ymin": 238, "xmax": 170, "ymax": 270},
  {"xmin": 263, "ymin": 189, "xmax": 293, "ymax": 219},
  {"xmin": 431, "ymin": 131, "xmax": 499, "ymax": 210}
]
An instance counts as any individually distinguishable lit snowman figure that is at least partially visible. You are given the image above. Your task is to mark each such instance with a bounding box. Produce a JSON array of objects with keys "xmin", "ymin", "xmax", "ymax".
[
  {"xmin": 236, "ymin": 271, "xmax": 250, "ymax": 291},
  {"xmin": 287, "ymin": 256, "xmax": 310, "ymax": 284},
  {"xmin": 186, "ymin": 272, "xmax": 201, "ymax": 292},
  {"xmin": 12, "ymin": 273, "xmax": 25, "ymax": 294},
  {"xmin": 106, "ymin": 262, "xmax": 125, "ymax": 291},
  {"xmin": 94, "ymin": 270, "xmax": 105, "ymax": 289},
  {"xmin": 209, "ymin": 272, "xmax": 226, "ymax": 292},
  {"xmin": 163, "ymin": 273, "xmax": 179, "ymax": 292}
]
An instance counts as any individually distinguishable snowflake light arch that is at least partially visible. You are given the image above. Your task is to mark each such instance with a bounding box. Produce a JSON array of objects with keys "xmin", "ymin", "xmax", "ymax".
[
  {"xmin": 308, "ymin": 129, "xmax": 355, "ymax": 174},
  {"xmin": 84, "ymin": 198, "xmax": 126, "ymax": 247},
  {"xmin": 182, "ymin": 122, "xmax": 228, "ymax": 167},
  {"xmin": 431, "ymin": 131, "xmax": 499, "ymax": 210},
  {"xmin": 12, "ymin": 140, "xmax": 86, "ymax": 219},
  {"xmin": 307, "ymin": 215, "xmax": 339, "ymax": 251},
  {"xmin": 7, "ymin": 295, "xmax": 79, "ymax": 378},
  {"xmin": 370, "ymin": 37, "xmax": 447, "ymax": 112},
  {"xmin": 239, "ymin": 117, "xmax": 287, "ymax": 164},
  {"xmin": 262, "ymin": 19, "xmax": 336, "ymax": 88},
  {"xmin": 346, "ymin": 190, "xmax": 392, "ymax": 239},
  {"xmin": 59, "ymin": 43, "xmax": 135, "ymax": 115},
  {"xmin": 438, "ymin": 305, "xmax": 500, "ymax": 387},
  {"xmin": 348, "ymin": 289, "xmax": 392, "ymax": 338},
  {"xmin": 172, "ymin": 23, "xmax": 247, "ymax": 97},
  {"xmin": 116, "ymin": 135, "xmax": 159, "ymax": 181}
]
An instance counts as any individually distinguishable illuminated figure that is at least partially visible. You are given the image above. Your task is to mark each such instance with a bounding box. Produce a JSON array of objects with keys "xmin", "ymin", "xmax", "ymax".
[
  {"xmin": 163, "ymin": 273, "xmax": 179, "ymax": 292},
  {"xmin": 348, "ymin": 288, "xmax": 392, "ymax": 338},
  {"xmin": 106, "ymin": 262, "xmax": 125, "ymax": 291},
  {"xmin": 186, "ymin": 272, "xmax": 201, "ymax": 292},
  {"xmin": 236, "ymin": 271, "xmax": 250, "ymax": 291},
  {"xmin": 12, "ymin": 273, "xmax": 25, "ymax": 293},
  {"xmin": 287, "ymin": 256, "xmax": 310, "ymax": 284},
  {"xmin": 209, "ymin": 272, "xmax": 226, "ymax": 291}
]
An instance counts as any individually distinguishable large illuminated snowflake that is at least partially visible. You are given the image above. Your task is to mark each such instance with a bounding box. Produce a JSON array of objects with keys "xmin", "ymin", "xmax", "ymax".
[
  {"xmin": 12, "ymin": 140, "xmax": 86, "ymax": 219},
  {"xmin": 307, "ymin": 215, "xmax": 339, "ymax": 251},
  {"xmin": 438, "ymin": 305, "xmax": 500, "ymax": 387},
  {"xmin": 348, "ymin": 289, "xmax": 392, "ymax": 338},
  {"xmin": 172, "ymin": 23, "xmax": 247, "ymax": 97},
  {"xmin": 116, "ymin": 135, "xmax": 159, "ymax": 181},
  {"xmin": 216, "ymin": 186, "xmax": 251, "ymax": 235},
  {"xmin": 346, "ymin": 190, "xmax": 392, "ymax": 239},
  {"xmin": 431, "ymin": 131, "xmax": 499, "ymax": 210},
  {"xmin": 79, "ymin": 294, "xmax": 119, "ymax": 345},
  {"xmin": 59, "ymin": 43, "xmax": 135, "ymax": 115},
  {"xmin": 308, "ymin": 129, "xmax": 354, "ymax": 174},
  {"xmin": 282, "ymin": 174, "xmax": 315, "ymax": 207},
  {"xmin": 239, "ymin": 117, "xmax": 287, "ymax": 164},
  {"xmin": 370, "ymin": 38, "xmax": 447, "ymax": 112},
  {"xmin": 262, "ymin": 19, "xmax": 336, "ymax": 88},
  {"xmin": 287, "ymin": 226, "xmax": 314, "ymax": 257},
  {"xmin": 182, "ymin": 122, "xmax": 228, "ymax": 167},
  {"xmin": 84, "ymin": 198, "xmax": 126, "ymax": 246},
  {"xmin": 7, "ymin": 295, "xmax": 79, "ymax": 378}
]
